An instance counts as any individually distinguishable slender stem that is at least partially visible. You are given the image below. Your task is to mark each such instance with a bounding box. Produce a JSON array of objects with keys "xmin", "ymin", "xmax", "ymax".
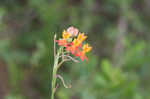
[
  {"xmin": 57, "ymin": 60, "xmax": 65, "ymax": 69},
  {"xmin": 54, "ymin": 34, "xmax": 56, "ymax": 58},
  {"xmin": 51, "ymin": 47, "xmax": 62, "ymax": 99},
  {"xmin": 56, "ymin": 74, "xmax": 72, "ymax": 88}
]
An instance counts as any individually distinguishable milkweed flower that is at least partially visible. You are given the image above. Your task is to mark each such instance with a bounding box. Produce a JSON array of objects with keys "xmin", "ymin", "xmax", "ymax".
[
  {"xmin": 56, "ymin": 39, "xmax": 68, "ymax": 47},
  {"xmin": 82, "ymin": 43, "xmax": 92, "ymax": 53},
  {"xmin": 51, "ymin": 26, "xmax": 92, "ymax": 99},
  {"xmin": 56, "ymin": 26, "xmax": 92, "ymax": 61},
  {"xmin": 62, "ymin": 30, "xmax": 71, "ymax": 39},
  {"xmin": 77, "ymin": 33, "xmax": 87, "ymax": 42}
]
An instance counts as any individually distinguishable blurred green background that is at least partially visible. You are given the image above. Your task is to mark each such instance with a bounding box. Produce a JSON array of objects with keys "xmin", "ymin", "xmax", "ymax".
[{"xmin": 0, "ymin": 0, "xmax": 150, "ymax": 99}]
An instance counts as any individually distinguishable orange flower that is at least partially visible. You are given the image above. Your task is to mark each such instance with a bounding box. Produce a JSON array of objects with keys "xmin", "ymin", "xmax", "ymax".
[
  {"xmin": 77, "ymin": 33, "xmax": 87, "ymax": 42},
  {"xmin": 67, "ymin": 33, "xmax": 87, "ymax": 49},
  {"xmin": 56, "ymin": 26, "xmax": 92, "ymax": 62},
  {"xmin": 66, "ymin": 38, "xmax": 84, "ymax": 54},
  {"xmin": 82, "ymin": 44, "xmax": 92, "ymax": 53},
  {"xmin": 56, "ymin": 39, "xmax": 68, "ymax": 47},
  {"xmin": 74, "ymin": 44, "xmax": 92, "ymax": 61},
  {"xmin": 66, "ymin": 38, "xmax": 82, "ymax": 54},
  {"xmin": 72, "ymin": 39, "xmax": 82, "ymax": 47},
  {"xmin": 62, "ymin": 30, "xmax": 71, "ymax": 39},
  {"xmin": 75, "ymin": 50, "xmax": 88, "ymax": 61},
  {"xmin": 66, "ymin": 45, "xmax": 77, "ymax": 54}
]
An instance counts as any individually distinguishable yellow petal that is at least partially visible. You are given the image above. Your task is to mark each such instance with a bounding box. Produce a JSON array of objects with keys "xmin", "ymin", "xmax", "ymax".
[
  {"xmin": 82, "ymin": 43, "xmax": 92, "ymax": 53},
  {"xmin": 77, "ymin": 33, "xmax": 87, "ymax": 42},
  {"xmin": 62, "ymin": 30, "xmax": 71, "ymax": 39},
  {"xmin": 73, "ymin": 38, "xmax": 81, "ymax": 46}
]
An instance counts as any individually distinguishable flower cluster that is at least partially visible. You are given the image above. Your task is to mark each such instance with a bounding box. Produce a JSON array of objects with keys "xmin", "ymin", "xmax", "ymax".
[{"xmin": 56, "ymin": 26, "xmax": 92, "ymax": 61}]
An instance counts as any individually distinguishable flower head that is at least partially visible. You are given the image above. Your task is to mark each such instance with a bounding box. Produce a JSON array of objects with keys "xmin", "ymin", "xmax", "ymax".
[{"xmin": 56, "ymin": 26, "xmax": 92, "ymax": 61}]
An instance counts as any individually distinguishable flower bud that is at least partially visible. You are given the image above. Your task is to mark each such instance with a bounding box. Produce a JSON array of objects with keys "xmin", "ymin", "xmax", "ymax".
[{"xmin": 67, "ymin": 26, "xmax": 79, "ymax": 37}]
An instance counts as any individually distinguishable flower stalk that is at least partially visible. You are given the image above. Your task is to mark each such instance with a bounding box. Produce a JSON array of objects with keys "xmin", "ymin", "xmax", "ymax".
[{"xmin": 51, "ymin": 47, "xmax": 62, "ymax": 99}]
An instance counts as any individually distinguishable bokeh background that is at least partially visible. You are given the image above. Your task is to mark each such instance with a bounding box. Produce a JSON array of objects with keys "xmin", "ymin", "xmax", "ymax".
[{"xmin": 0, "ymin": 0, "xmax": 150, "ymax": 99}]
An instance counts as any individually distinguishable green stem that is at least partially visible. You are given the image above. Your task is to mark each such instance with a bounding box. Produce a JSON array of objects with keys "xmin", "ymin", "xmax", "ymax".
[{"xmin": 51, "ymin": 47, "xmax": 62, "ymax": 99}]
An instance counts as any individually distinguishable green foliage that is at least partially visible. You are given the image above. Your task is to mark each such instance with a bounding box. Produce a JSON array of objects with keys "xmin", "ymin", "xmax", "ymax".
[{"xmin": 0, "ymin": 0, "xmax": 150, "ymax": 99}]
